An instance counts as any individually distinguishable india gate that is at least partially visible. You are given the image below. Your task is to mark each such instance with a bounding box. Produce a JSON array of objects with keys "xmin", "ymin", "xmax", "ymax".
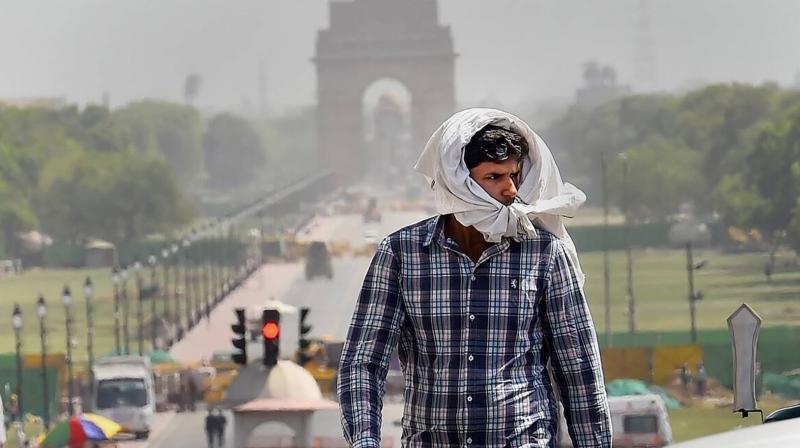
[{"xmin": 314, "ymin": 0, "xmax": 457, "ymax": 183}]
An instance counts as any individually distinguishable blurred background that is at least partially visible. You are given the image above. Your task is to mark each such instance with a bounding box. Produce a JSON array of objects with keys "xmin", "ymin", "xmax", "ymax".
[{"xmin": 0, "ymin": 1, "xmax": 799, "ymax": 447}]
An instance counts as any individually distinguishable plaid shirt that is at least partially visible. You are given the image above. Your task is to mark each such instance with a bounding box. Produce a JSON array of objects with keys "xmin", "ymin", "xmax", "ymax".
[{"xmin": 338, "ymin": 216, "xmax": 611, "ymax": 447}]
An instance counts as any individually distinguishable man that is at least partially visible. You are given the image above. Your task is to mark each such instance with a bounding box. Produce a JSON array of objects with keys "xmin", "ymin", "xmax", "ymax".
[
  {"xmin": 213, "ymin": 408, "xmax": 227, "ymax": 447},
  {"xmin": 204, "ymin": 408, "xmax": 217, "ymax": 448},
  {"xmin": 338, "ymin": 109, "xmax": 611, "ymax": 447}
]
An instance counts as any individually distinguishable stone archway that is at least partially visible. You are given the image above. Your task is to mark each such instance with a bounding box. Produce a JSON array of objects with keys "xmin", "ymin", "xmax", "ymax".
[{"xmin": 314, "ymin": 0, "xmax": 456, "ymax": 184}]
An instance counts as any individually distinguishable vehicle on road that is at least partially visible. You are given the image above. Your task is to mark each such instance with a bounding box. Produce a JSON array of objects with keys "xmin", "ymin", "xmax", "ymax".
[
  {"xmin": 558, "ymin": 394, "xmax": 672, "ymax": 447},
  {"xmin": 92, "ymin": 355, "xmax": 156, "ymax": 439},
  {"xmin": 305, "ymin": 241, "xmax": 333, "ymax": 280},
  {"xmin": 363, "ymin": 196, "xmax": 382, "ymax": 223}
]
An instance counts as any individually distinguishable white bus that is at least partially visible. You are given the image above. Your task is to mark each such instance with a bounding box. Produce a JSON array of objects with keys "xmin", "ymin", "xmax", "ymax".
[{"xmin": 92, "ymin": 355, "xmax": 156, "ymax": 439}]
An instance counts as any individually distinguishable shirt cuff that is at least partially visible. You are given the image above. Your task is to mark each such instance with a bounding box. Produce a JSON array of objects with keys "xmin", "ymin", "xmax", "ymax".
[{"xmin": 351, "ymin": 438, "xmax": 382, "ymax": 448}]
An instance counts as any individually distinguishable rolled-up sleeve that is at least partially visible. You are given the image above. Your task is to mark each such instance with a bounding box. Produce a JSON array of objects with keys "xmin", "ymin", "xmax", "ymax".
[
  {"xmin": 338, "ymin": 238, "xmax": 404, "ymax": 447},
  {"xmin": 543, "ymin": 240, "xmax": 612, "ymax": 447}
]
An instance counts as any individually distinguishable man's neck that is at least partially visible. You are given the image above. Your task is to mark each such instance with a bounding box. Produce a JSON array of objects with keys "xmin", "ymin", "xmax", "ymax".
[{"xmin": 444, "ymin": 214, "xmax": 489, "ymax": 263}]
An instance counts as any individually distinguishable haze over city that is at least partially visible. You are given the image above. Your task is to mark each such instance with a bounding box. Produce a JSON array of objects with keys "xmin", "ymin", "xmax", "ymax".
[{"xmin": 2, "ymin": 0, "xmax": 799, "ymax": 115}]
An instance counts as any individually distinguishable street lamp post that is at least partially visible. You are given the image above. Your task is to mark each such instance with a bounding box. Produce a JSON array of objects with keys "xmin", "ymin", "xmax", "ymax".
[
  {"xmin": 669, "ymin": 216, "xmax": 710, "ymax": 344},
  {"xmin": 148, "ymin": 255, "xmax": 158, "ymax": 349},
  {"xmin": 63, "ymin": 286, "xmax": 75, "ymax": 416},
  {"xmin": 217, "ymin": 221, "xmax": 225, "ymax": 303},
  {"xmin": 83, "ymin": 277, "xmax": 95, "ymax": 397},
  {"xmin": 601, "ymin": 152, "xmax": 612, "ymax": 348},
  {"xmin": 134, "ymin": 260, "xmax": 144, "ymax": 355},
  {"xmin": 619, "ymin": 153, "xmax": 636, "ymax": 335},
  {"xmin": 12, "ymin": 303, "xmax": 24, "ymax": 423},
  {"xmin": 203, "ymin": 228, "xmax": 212, "ymax": 318},
  {"xmin": 183, "ymin": 239, "xmax": 193, "ymax": 329},
  {"xmin": 171, "ymin": 243, "xmax": 181, "ymax": 338},
  {"xmin": 161, "ymin": 248, "xmax": 170, "ymax": 323},
  {"xmin": 37, "ymin": 296, "xmax": 50, "ymax": 428},
  {"xmin": 112, "ymin": 267, "xmax": 121, "ymax": 354},
  {"xmin": 121, "ymin": 267, "xmax": 130, "ymax": 354}
]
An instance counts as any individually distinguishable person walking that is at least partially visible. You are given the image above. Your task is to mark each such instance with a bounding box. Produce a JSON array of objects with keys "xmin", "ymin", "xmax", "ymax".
[
  {"xmin": 695, "ymin": 362, "xmax": 708, "ymax": 397},
  {"xmin": 213, "ymin": 408, "xmax": 227, "ymax": 447},
  {"xmin": 204, "ymin": 409, "xmax": 217, "ymax": 448},
  {"xmin": 338, "ymin": 108, "xmax": 611, "ymax": 447}
]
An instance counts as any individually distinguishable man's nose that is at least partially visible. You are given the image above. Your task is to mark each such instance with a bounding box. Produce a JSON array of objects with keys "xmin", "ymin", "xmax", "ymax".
[{"xmin": 503, "ymin": 177, "xmax": 517, "ymax": 198}]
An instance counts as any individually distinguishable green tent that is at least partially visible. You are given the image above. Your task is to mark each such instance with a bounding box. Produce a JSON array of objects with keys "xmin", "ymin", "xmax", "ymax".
[
  {"xmin": 148, "ymin": 350, "xmax": 176, "ymax": 365},
  {"xmin": 606, "ymin": 379, "xmax": 682, "ymax": 409}
]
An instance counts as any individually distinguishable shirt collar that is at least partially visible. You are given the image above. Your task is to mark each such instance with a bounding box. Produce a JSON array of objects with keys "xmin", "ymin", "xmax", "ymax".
[{"xmin": 423, "ymin": 215, "xmax": 447, "ymax": 247}]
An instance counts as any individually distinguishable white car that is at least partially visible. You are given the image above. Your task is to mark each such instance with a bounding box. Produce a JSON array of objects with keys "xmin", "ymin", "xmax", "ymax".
[{"xmin": 669, "ymin": 417, "xmax": 800, "ymax": 447}]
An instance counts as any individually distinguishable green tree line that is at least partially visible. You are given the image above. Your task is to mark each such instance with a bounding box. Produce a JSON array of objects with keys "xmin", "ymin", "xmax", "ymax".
[
  {"xmin": 544, "ymin": 82, "xmax": 800, "ymax": 251},
  {"xmin": 0, "ymin": 100, "xmax": 308, "ymax": 257}
]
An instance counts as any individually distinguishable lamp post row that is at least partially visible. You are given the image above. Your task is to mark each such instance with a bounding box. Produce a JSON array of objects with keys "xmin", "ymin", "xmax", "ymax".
[{"xmin": 8, "ymin": 221, "xmax": 253, "ymax": 425}]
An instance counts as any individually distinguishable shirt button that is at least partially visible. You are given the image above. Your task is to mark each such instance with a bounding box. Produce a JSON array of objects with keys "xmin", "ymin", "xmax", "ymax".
[
  {"xmin": 468, "ymin": 355, "xmax": 474, "ymax": 361},
  {"xmin": 470, "ymin": 274, "xmax": 476, "ymax": 282},
  {"xmin": 469, "ymin": 314, "xmax": 475, "ymax": 321},
  {"xmin": 467, "ymin": 437, "xmax": 473, "ymax": 444},
  {"xmin": 467, "ymin": 395, "xmax": 473, "ymax": 402}
]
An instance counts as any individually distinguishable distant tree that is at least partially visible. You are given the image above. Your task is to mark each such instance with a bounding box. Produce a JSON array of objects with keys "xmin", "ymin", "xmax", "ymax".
[
  {"xmin": 674, "ymin": 83, "xmax": 783, "ymax": 185},
  {"xmin": 789, "ymin": 164, "xmax": 800, "ymax": 252},
  {"xmin": 114, "ymin": 100, "xmax": 205, "ymax": 186},
  {"xmin": 37, "ymin": 151, "xmax": 194, "ymax": 245},
  {"xmin": 0, "ymin": 182, "xmax": 37, "ymax": 257},
  {"xmin": 204, "ymin": 113, "xmax": 267, "ymax": 189},
  {"xmin": 714, "ymin": 104, "xmax": 800, "ymax": 246},
  {"xmin": 610, "ymin": 137, "xmax": 705, "ymax": 222}
]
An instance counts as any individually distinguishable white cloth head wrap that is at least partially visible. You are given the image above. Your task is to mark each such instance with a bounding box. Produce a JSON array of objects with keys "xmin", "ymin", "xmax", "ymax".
[{"xmin": 414, "ymin": 108, "xmax": 586, "ymax": 285}]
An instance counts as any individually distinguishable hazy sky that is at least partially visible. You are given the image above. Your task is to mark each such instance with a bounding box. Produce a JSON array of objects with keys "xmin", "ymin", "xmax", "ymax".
[{"xmin": 1, "ymin": 0, "xmax": 799, "ymax": 114}]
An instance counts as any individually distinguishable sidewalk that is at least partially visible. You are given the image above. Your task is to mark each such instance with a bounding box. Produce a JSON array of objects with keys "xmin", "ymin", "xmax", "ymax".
[{"xmin": 169, "ymin": 262, "xmax": 303, "ymax": 363}]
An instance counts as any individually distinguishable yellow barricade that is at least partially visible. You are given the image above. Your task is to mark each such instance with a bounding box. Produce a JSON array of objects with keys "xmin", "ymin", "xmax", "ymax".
[{"xmin": 600, "ymin": 344, "xmax": 703, "ymax": 385}]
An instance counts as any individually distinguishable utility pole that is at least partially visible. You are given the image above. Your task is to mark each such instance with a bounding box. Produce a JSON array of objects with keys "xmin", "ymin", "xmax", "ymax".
[
  {"xmin": 621, "ymin": 153, "xmax": 636, "ymax": 334},
  {"xmin": 601, "ymin": 153, "xmax": 612, "ymax": 347}
]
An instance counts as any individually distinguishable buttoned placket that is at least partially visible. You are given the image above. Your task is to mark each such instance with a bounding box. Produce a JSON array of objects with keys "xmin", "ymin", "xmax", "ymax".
[{"xmin": 441, "ymin": 236, "xmax": 514, "ymax": 448}]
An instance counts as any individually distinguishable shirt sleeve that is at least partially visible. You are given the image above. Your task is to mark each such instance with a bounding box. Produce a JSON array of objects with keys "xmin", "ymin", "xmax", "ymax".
[
  {"xmin": 338, "ymin": 238, "xmax": 405, "ymax": 447},
  {"xmin": 542, "ymin": 239, "xmax": 612, "ymax": 447}
]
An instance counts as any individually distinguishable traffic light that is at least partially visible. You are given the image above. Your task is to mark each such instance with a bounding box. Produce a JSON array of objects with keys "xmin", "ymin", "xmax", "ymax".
[
  {"xmin": 262, "ymin": 309, "xmax": 280, "ymax": 367},
  {"xmin": 231, "ymin": 308, "xmax": 247, "ymax": 365},
  {"xmin": 298, "ymin": 307, "xmax": 313, "ymax": 366}
]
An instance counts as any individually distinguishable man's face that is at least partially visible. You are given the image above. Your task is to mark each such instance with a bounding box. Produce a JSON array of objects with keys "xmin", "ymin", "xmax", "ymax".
[{"xmin": 468, "ymin": 158, "xmax": 522, "ymax": 206}]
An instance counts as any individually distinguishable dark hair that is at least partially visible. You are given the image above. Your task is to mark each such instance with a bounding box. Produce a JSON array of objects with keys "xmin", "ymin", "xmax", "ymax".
[{"xmin": 463, "ymin": 125, "xmax": 529, "ymax": 170}]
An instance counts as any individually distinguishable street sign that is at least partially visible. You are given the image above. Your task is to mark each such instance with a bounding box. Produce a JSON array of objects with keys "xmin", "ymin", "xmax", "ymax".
[{"xmin": 727, "ymin": 303, "xmax": 762, "ymax": 415}]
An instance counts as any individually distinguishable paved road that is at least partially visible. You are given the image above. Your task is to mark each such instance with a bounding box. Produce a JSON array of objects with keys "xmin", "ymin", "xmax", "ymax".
[{"xmin": 126, "ymin": 211, "xmax": 426, "ymax": 447}]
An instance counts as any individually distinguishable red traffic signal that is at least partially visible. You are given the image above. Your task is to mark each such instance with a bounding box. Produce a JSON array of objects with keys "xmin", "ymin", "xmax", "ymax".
[
  {"xmin": 262, "ymin": 321, "xmax": 280, "ymax": 340},
  {"xmin": 262, "ymin": 309, "xmax": 280, "ymax": 367}
]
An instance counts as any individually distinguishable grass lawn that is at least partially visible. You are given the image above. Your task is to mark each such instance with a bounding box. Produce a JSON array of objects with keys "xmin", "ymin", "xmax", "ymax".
[
  {"xmin": 0, "ymin": 265, "xmax": 206, "ymax": 360},
  {"xmin": 668, "ymin": 395, "xmax": 792, "ymax": 442},
  {"xmin": 1, "ymin": 248, "xmax": 797, "ymax": 356},
  {"xmin": 580, "ymin": 247, "xmax": 800, "ymax": 334}
]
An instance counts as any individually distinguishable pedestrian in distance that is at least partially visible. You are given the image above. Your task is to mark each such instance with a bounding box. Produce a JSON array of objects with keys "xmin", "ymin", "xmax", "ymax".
[
  {"xmin": 213, "ymin": 408, "xmax": 227, "ymax": 447},
  {"xmin": 204, "ymin": 408, "xmax": 217, "ymax": 448},
  {"xmin": 338, "ymin": 108, "xmax": 612, "ymax": 447},
  {"xmin": 187, "ymin": 374, "xmax": 198, "ymax": 412},
  {"xmin": 679, "ymin": 362, "xmax": 692, "ymax": 397},
  {"xmin": 695, "ymin": 361, "xmax": 708, "ymax": 397}
]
